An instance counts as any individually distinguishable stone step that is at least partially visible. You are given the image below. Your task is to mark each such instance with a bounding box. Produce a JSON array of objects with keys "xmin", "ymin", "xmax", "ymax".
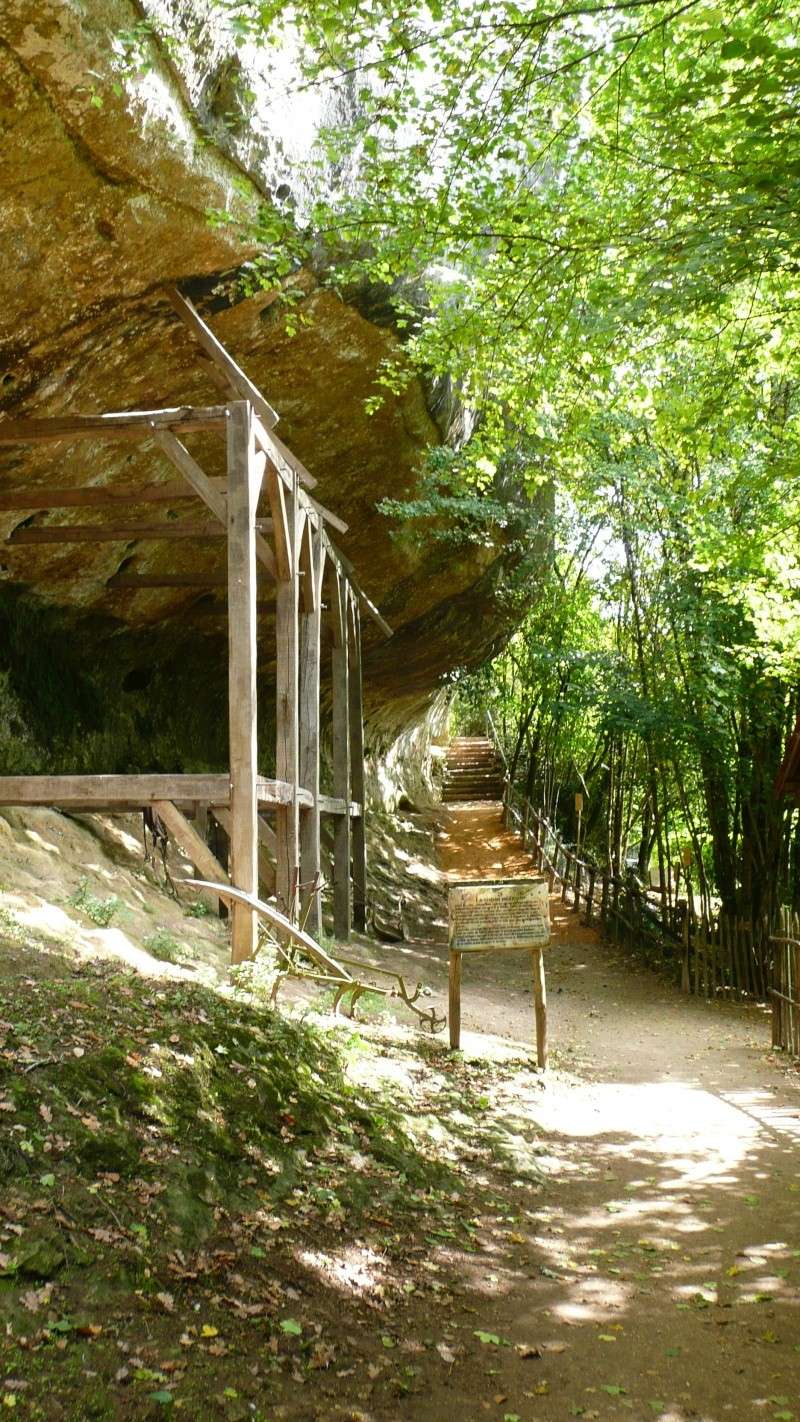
[
  {"xmin": 444, "ymin": 772, "xmax": 504, "ymax": 783},
  {"xmin": 445, "ymin": 759, "xmax": 500, "ymax": 768},
  {"xmin": 445, "ymin": 764, "xmax": 503, "ymax": 773},
  {"xmin": 445, "ymin": 762, "xmax": 503, "ymax": 773},
  {"xmin": 445, "ymin": 774, "xmax": 503, "ymax": 783},
  {"xmin": 442, "ymin": 791, "xmax": 503, "ymax": 802}
]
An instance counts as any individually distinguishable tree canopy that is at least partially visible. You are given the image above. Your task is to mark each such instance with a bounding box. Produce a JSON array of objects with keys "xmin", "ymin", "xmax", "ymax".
[{"xmin": 146, "ymin": 0, "xmax": 800, "ymax": 918}]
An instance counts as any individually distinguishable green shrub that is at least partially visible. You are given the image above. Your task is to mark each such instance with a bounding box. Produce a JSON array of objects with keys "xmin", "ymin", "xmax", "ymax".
[
  {"xmin": 143, "ymin": 927, "xmax": 184, "ymax": 963},
  {"xmin": 67, "ymin": 878, "xmax": 120, "ymax": 927}
]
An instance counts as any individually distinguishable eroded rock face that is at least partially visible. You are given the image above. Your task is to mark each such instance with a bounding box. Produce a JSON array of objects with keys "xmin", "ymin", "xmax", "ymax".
[{"xmin": 0, "ymin": 0, "xmax": 530, "ymax": 769}]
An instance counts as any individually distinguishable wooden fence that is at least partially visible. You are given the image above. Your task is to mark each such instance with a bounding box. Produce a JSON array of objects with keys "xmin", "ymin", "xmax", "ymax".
[
  {"xmin": 770, "ymin": 908, "xmax": 800, "ymax": 1055},
  {"xmin": 505, "ymin": 798, "xmax": 800, "ymax": 1053}
]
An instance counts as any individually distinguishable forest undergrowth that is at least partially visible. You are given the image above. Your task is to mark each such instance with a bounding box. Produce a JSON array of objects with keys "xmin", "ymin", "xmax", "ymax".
[{"xmin": 0, "ymin": 931, "xmax": 548, "ymax": 1422}]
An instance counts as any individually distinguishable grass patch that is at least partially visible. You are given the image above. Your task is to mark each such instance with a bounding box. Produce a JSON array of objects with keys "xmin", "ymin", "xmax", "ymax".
[
  {"xmin": 142, "ymin": 927, "xmax": 185, "ymax": 963},
  {"xmin": 66, "ymin": 878, "xmax": 121, "ymax": 928}
]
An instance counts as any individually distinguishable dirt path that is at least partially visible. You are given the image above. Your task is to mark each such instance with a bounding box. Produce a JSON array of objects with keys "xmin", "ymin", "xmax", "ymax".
[{"xmin": 398, "ymin": 803, "xmax": 800, "ymax": 1421}]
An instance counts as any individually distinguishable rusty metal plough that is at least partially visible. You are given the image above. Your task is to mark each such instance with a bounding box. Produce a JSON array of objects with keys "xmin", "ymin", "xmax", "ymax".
[{"xmin": 187, "ymin": 878, "xmax": 445, "ymax": 1032}]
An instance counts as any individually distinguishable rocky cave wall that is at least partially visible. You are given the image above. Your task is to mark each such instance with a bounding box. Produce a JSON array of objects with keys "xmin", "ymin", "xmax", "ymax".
[{"xmin": 0, "ymin": 0, "xmax": 539, "ymax": 785}]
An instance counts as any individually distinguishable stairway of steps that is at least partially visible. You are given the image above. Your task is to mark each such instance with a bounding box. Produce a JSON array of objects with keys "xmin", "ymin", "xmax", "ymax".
[{"xmin": 442, "ymin": 736, "xmax": 506, "ymax": 803}]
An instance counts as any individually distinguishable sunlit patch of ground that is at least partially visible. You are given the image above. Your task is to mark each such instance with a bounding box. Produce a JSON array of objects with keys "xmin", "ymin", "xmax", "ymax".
[{"xmin": 0, "ymin": 805, "xmax": 229, "ymax": 984}]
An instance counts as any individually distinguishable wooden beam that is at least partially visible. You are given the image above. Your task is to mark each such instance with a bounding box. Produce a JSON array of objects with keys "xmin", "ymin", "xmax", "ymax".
[
  {"xmin": 0, "ymin": 406, "xmax": 228, "ymax": 443},
  {"xmin": 299, "ymin": 526, "xmax": 325, "ymax": 936},
  {"xmin": 258, "ymin": 814, "xmax": 278, "ymax": 857},
  {"xmin": 152, "ymin": 799, "xmax": 229, "ymax": 913},
  {"xmin": 251, "ymin": 414, "xmax": 318, "ymax": 494},
  {"xmin": 166, "ymin": 288, "xmax": 280, "ymax": 433},
  {"xmin": 331, "ymin": 569, "xmax": 352, "ymax": 941},
  {"xmin": 348, "ymin": 600, "xmax": 368, "ymax": 932},
  {"xmin": 153, "ymin": 427, "xmax": 276, "ymax": 581},
  {"xmin": 0, "ymin": 481, "xmax": 335, "ymax": 537},
  {"xmin": 323, "ymin": 533, "xmax": 393, "ymax": 639},
  {"xmin": 0, "ymin": 775, "xmax": 310, "ymax": 811},
  {"xmin": 274, "ymin": 471, "xmax": 301, "ymax": 920},
  {"xmin": 0, "ymin": 774, "xmax": 231, "ymax": 805},
  {"xmin": 306, "ymin": 495, "xmax": 348, "ymax": 536},
  {"xmin": 266, "ymin": 466, "xmax": 292, "ymax": 581},
  {"xmin": 319, "ymin": 796, "xmax": 362, "ymax": 817},
  {"xmin": 298, "ymin": 516, "xmax": 317, "ymax": 616},
  {"xmin": 8, "ymin": 522, "xmax": 228, "ymax": 545},
  {"xmin": 211, "ymin": 805, "xmax": 275, "ymax": 897},
  {"xmin": 258, "ymin": 778, "xmax": 313, "ymax": 808},
  {"xmin": 226, "ymin": 400, "xmax": 261, "ymax": 964},
  {"xmin": 0, "ymin": 479, "xmax": 226, "ymax": 511}
]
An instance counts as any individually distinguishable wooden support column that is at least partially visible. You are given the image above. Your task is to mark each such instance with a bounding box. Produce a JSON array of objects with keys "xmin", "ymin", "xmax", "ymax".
[
  {"xmin": 299, "ymin": 520, "xmax": 325, "ymax": 935},
  {"xmin": 270, "ymin": 467, "xmax": 301, "ymax": 920},
  {"xmin": 331, "ymin": 570, "xmax": 351, "ymax": 941},
  {"xmin": 227, "ymin": 400, "xmax": 262, "ymax": 963},
  {"xmin": 348, "ymin": 600, "xmax": 367, "ymax": 932}
]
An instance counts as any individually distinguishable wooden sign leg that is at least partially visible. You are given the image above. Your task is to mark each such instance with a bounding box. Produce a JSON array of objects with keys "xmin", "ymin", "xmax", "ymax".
[
  {"xmin": 449, "ymin": 950, "xmax": 462, "ymax": 1050},
  {"xmin": 532, "ymin": 947, "xmax": 547, "ymax": 1068}
]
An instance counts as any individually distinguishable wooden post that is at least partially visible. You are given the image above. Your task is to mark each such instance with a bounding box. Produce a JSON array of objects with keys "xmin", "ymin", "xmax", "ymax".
[
  {"xmin": 348, "ymin": 600, "xmax": 367, "ymax": 932},
  {"xmin": 226, "ymin": 400, "xmax": 261, "ymax": 963},
  {"xmin": 681, "ymin": 893, "xmax": 691, "ymax": 993},
  {"xmin": 532, "ymin": 947, "xmax": 547, "ymax": 1068},
  {"xmin": 299, "ymin": 520, "xmax": 325, "ymax": 935},
  {"xmin": 586, "ymin": 866, "xmax": 596, "ymax": 924},
  {"xmin": 270, "ymin": 468, "xmax": 301, "ymax": 920},
  {"xmin": 331, "ymin": 569, "xmax": 351, "ymax": 940},
  {"xmin": 449, "ymin": 950, "xmax": 462, "ymax": 1050}
]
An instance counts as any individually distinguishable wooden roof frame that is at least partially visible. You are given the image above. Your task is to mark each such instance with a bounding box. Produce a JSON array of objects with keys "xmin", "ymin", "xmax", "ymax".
[{"xmin": 0, "ymin": 288, "xmax": 389, "ymax": 958}]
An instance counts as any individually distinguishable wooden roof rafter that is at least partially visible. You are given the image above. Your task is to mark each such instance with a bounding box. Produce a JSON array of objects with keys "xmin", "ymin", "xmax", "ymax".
[{"xmin": 0, "ymin": 294, "xmax": 391, "ymax": 639}]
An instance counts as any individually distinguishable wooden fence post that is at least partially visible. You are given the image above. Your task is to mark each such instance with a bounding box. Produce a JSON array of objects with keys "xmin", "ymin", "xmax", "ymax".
[
  {"xmin": 586, "ymin": 866, "xmax": 596, "ymax": 924},
  {"xmin": 331, "ymin": 569, "xmax": 351, "ymax": 940},
  {"xmin": 226, "ymin": 400, "xmax": 261, "ymax": 963},
  {"xmin": 572, "ymin": 856, "xmax": 582, "ymax": 914}
]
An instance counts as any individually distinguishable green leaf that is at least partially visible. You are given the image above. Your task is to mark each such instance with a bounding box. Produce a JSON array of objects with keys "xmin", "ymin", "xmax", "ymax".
[
  {"xmin": 147, "ymin": 1392, "xmax": 174, "ymax": 1407},
  {"xmin": 280, "ymin": 1318, "xmax": 302, "ymax": 1336}
]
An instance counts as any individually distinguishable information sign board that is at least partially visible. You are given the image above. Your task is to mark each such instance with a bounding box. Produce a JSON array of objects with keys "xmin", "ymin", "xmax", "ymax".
[{"xmin": 448, "ymin": 877, "xmax": 550, "ymax": 952}]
